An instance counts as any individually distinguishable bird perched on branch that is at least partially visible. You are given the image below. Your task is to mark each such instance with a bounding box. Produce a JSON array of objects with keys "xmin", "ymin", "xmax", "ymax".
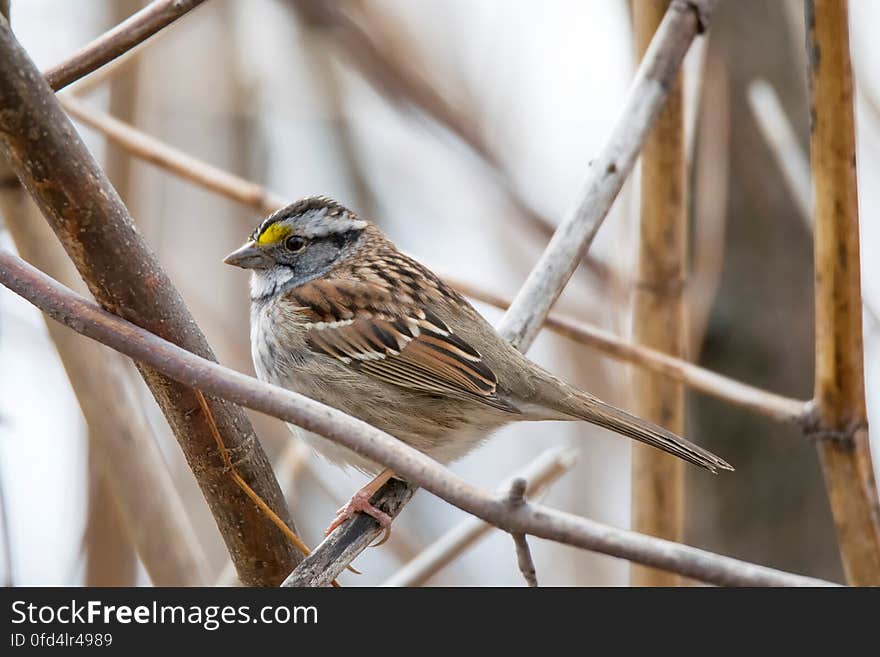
[{"xmin": 225, "ymin": 196, "xmax": 732, "ymax": 535}]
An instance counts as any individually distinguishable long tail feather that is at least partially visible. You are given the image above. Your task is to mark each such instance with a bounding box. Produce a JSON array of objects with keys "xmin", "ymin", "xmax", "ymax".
[{"xmin": 562, "ymin": 392, "xmax": 733, "ymax": 473}]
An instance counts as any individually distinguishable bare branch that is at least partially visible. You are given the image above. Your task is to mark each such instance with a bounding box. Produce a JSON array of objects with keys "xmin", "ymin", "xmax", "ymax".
[
  {"xmin": 0, "ymin": 19, "xmax": 299, "ymax": 585},
  {"xmin": 43, "ymin": 0, "xmax": 207, "ymax": 91},
  {"xmin": 0, "ymin": 252, "xmax": 839, "ymax": 587},
  {"xmin": 747, "ymin": 80, "xmax": 812, "ymax": 221},
  {"xmin": 0, "ymin": 161, "xmax": 212, "ymax": 587},
  {"xmin": 383, "ymin": 447, "xmax": 576, "ymax": 587},
  {"xmin": 806, "ymin": 0, "xmax": 880, "ymax": 585},
  {"xmin": 497, "ymin": 0, "xmax": 719, "ymax": 350},
  {"xmin": 60, "ymin": 95, "xmax": 286, "ymax": 214}
]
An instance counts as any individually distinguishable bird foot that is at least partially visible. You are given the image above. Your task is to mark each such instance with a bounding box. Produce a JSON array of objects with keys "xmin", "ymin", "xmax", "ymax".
[{"xmin": 325, "ymin": 489, "xmax": 393, "ymax": 537}]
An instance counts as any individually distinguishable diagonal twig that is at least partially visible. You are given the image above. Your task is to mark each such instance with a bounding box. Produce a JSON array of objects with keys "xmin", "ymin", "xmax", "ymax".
[
  {"xmin": 60, "ymin": 95, "xmax": 286, "ymax": 214},
  {"xmin": 43, "ymin": 0, "xmax": 207, "ymax": 91},
  {"xmin": 445, "ymin": 276, "xmax": 807, "ymax": 424},
  {"xmin": 498, "ymin": 0, "xmax": 720, "ymax": 350}
]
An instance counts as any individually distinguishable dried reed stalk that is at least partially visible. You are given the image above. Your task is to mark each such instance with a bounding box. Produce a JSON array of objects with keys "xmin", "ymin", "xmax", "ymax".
[
  {"xmin": 630, "ymin": 0, "xmax": 687, "ymax": 587},
  {"xmin": 806, "ymin": 0, "xmax": 880, "ymax": 585}
]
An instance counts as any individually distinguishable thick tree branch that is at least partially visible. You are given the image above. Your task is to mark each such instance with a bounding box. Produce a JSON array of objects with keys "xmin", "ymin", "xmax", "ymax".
[
  {"xmin": 806, "ymin": 0, "xmax": 880, "ymax": 585},
  {"xmin": 0, "ymin": 252, "xmax": 839, "ymax": 587},
  {"xmin": 0, "ymin": 17, "xmax": 299, "ymax": 586},
  {"xmin": 43, "ymin": 0, "xmax": 207, "ymax": 91}
]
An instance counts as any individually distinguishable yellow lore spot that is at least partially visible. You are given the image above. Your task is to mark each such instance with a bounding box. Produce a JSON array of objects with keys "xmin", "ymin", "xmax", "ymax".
[{"xmin": 256, "ymin": 222, "xmax": 291, "ymax": 245}]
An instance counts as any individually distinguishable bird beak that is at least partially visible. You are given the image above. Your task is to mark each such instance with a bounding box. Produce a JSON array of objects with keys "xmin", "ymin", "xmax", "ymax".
[{"xmin": 223, "ymin": 240, "xmax": 272, "ymax": 270}]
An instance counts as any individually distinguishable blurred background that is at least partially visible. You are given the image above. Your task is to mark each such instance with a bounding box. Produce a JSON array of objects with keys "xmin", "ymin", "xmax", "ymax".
[{"xmin": 1, "ymin": 0, "xmax": 879, "ymax": 586}]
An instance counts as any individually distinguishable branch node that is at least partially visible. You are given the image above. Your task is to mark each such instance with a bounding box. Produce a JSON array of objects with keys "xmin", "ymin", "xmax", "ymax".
[
  {"xmin": 803, "ymin": 419, "xmax": 867, "ymax": 449},
  {"xmin": 506, "ymin": 478, "xmax": 528, "ymax": 507}
]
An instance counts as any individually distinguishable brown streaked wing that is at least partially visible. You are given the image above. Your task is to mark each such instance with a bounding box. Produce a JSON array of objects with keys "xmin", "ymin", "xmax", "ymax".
[{"xmin": 293, "ymin": 279, "xmax": 518, "ymax": 413}]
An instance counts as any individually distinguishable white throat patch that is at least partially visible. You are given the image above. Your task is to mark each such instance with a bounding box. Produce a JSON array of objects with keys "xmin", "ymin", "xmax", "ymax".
[{"xmin": 250, "ymin": 267, "xmax": 296, "ymax": 301}]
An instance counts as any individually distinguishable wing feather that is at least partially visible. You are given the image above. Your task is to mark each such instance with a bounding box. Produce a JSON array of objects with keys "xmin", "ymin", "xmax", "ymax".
[{"xmin": 292, "ymin": 278, "xmax": 517, "ymax": 413}]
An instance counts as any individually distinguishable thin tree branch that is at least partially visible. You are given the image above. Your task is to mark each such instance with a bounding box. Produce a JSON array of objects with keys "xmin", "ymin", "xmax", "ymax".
[
  {"xmin": 0, "ymin": 18, "xmax": 300, "ymax": 586},
  {"xmin": 0, "ymin": 252, "xmax": 839, "ymax": 587},
  {"xmin": 747, "ymin": 80, "xmax": 812, "ymax": 222},
  {"xmin": 630, "ymin": 0, "xmax": 687, "ymax": 587},
  {"xmin": 806, "ymin": 0, "xmax": 880, "ymax": 585},
  {"xmin": 382, "ymin": 447, "xmax": 576, "ymax": 587},
  {"xmin": 488, "ymin": 284, "xmax": 808, "ymax": 424},
  {"xmin": 43, "ymin": 0, "xmax": 207, "ymax": 92},
  {"xmin": 497, "ymin": 0, "xmax": 719, "ymax": 350},
  {"xmin": 104, "ymin": 0, "xmax": 143, "ymax": 208},
  {"xmin": 507, "ymin": 479, "xmax": 538, "ymax": 587},
  {"xmin": 57, "ymin": 97, "xmax": 807, "ymax": 425},
  {"xmin": 688, "ymin": 50, "xmax": 730, "ymax": 350},
  {"xmin": 60, "ymin": 95, "xmax": 287, "ymax": 214}
]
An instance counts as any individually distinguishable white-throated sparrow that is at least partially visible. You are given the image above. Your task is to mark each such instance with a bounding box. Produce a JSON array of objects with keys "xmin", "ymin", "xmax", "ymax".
[{"xmin": 225, "ymin": 196, "xmax": 732, "ymax": 533}]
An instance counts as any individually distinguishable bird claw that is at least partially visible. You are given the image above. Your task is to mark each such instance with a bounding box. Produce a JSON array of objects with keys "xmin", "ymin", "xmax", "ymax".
[{"xmin": 325, "ymin": 489, "xmax": 393, "ymax": 537}]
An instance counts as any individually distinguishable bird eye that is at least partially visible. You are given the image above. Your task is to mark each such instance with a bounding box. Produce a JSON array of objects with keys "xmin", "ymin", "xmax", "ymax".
[{"xmin": 285, "ymin": 236, "xmax": 306, "ymax": 253}]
